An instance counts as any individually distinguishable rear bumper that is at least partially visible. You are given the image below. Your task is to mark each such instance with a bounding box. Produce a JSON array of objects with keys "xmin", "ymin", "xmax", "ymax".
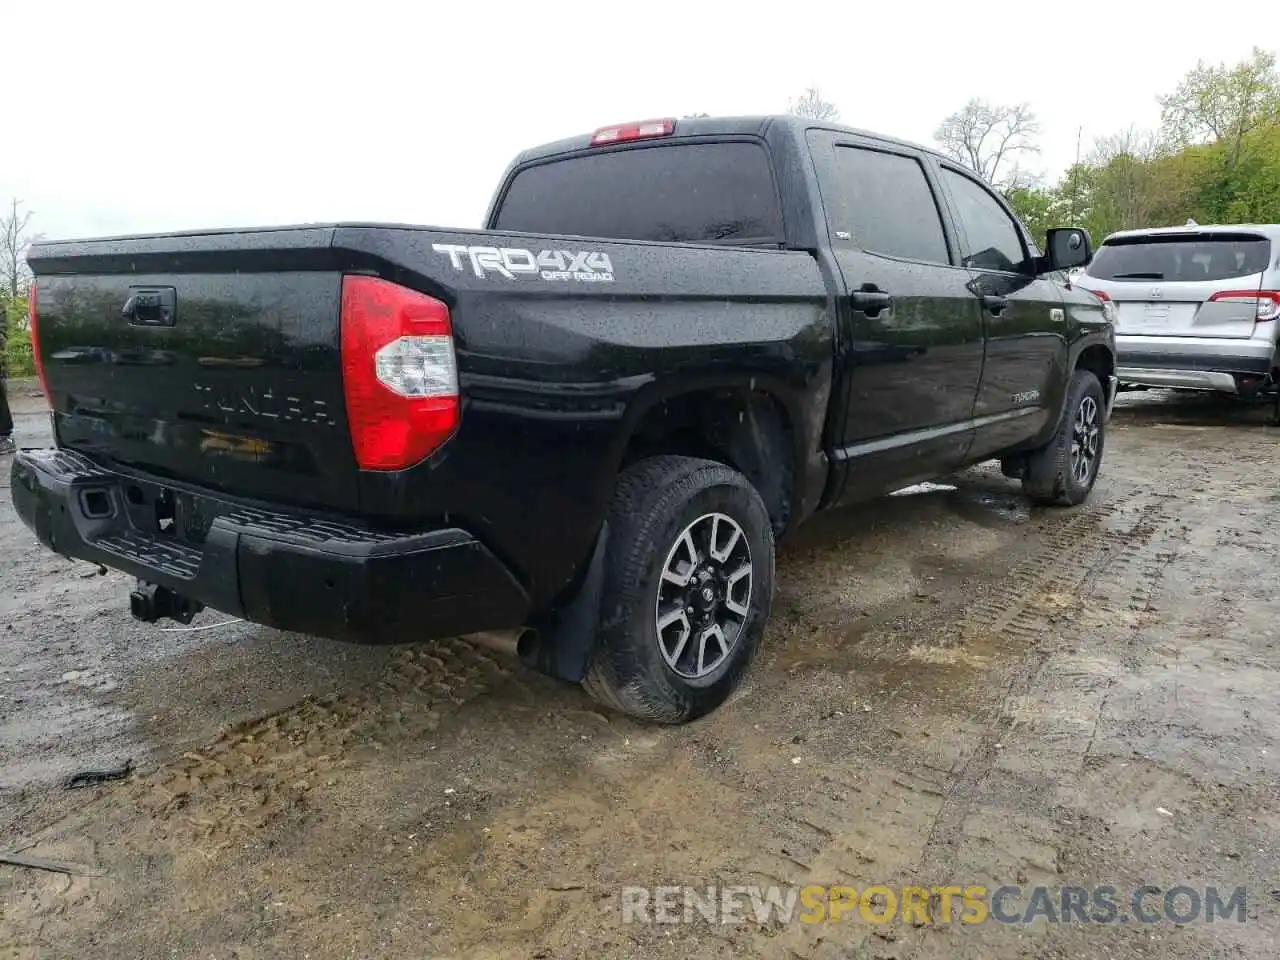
[
  {"xmin": 1115, "ymin": 367, "xmax": 1244, "ymax": 393},
  {"xmin": 1116, "ymin": 333, "xmax": 1277, "ymax": 393},
  {"xmin": 9, "ymin": 448, "xmax": 531, "ymax": 644}
]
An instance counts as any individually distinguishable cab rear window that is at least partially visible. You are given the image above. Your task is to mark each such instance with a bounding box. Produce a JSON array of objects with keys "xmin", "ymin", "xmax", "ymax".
[
  {"xmin": 493, "ymin": 141, "xmax": 783, "ymax": 246},
  {"xmin": 1086, "ymin": 234, "xmax": 1271, "ymax": 283}
]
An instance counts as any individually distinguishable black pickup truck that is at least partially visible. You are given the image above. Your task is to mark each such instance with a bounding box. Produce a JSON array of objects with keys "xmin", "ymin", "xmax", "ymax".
[{"xmin": 11, "ymin": 115, "xmax": 1115, "ymax": 723}]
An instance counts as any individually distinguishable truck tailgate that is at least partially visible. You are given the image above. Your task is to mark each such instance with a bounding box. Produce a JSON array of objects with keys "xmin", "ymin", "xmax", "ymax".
[{"xmin": 28, "ymin": 228, "xmax": 362, "ymax": 511}]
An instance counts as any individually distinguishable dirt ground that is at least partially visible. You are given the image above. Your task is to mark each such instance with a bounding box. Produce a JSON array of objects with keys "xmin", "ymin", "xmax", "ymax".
[{"xmin": 2, "ymin": 378, "xmax": 1279, "ymax": 959}]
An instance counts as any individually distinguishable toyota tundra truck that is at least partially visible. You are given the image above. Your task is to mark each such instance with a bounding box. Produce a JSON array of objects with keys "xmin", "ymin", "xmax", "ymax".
[{"xmin": 10, "ymin": 115, "xmax": 1116, "ymax": 723}]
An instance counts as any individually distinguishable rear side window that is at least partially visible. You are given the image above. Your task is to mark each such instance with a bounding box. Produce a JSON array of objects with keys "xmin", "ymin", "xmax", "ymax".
[
  {"xmin": 1086, "ymin": 235, "xmax": 1272, "ymax": 282},
  {"xmin": 826, "ymin": 146, "xmax": 949, "ymax": 264},
  {"xmin": 493, "ymin": 141, "xmax": 783, "ymax": 245}
]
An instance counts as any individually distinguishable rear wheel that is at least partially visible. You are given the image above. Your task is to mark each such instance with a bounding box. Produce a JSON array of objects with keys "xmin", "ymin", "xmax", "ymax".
[
  {"xmin": 1022, "ymin": 369, "xmax": 1106, "ymax": 506},
  {"xmin": 582, "ymin": 455, "xmax": 774, "ymax": 723}
]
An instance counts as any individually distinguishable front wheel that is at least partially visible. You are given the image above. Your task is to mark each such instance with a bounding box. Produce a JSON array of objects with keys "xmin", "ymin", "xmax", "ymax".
[
  {"xmin": 1022, "ymin": 369, "xmax": 1106, "ymax": 506},
  {"xmin": 582, "ymin": 455, "xmax": 775, "ymax": 724}
]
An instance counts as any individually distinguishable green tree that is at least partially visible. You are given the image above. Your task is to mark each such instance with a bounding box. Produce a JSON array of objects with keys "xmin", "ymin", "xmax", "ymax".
[
  {"xmin": 1158, "ymin": 46, "xmax": 1280, "ymax": 168},
  {"xmin": 1084, "ymin": 128, "xmax": 1164, "ymax": 236},
  {"xmin": 948, "ymin": 48, "xmax": 1280, "ymax": 247},
  {"xmin": 0, "ymin": 199, "xmax": 41, "ymax": 378},
  {"xmin": 1056, "ymin": 163, "xmax": 1097, "ymax": 224},
  {"xmin": 1208, "ymin": 122, "xmax": 1280, "ymax": 221},
  {"xmin": 1005, "ymin": 185, "xmax": 1058, "ymax": 244},
  {"xmin": 3, "ymin": 294, "xmax": 33, "ymax": 377},
  {"xmin": 1238, "ymin": 123, "xmax": 1280, "ymax": 218}
]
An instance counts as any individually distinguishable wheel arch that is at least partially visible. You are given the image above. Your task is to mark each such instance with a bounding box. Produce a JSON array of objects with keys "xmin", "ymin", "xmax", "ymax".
[
  {"xmin": 1074, "ymin": 341, "xmax": 1115, "ymax": 387},
  {"xmin": 608, "ymin": 374, "xmax": 806, "ymax": 538}
]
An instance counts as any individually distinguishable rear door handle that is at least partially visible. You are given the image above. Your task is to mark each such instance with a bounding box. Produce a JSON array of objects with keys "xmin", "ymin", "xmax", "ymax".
[
  {"xmin": 981, "ymin": 295, "xmax": 1009, "ymax": 316},
  {"xmin": 852, "ymin": 288, "xmax": 893, "ymax": 317}
]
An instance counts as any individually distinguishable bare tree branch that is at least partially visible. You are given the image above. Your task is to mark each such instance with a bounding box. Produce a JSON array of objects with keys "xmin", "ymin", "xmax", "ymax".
[
  {"xmin": 934, "ymin": 99, "xmax": 1040, "ymax": 188},
  {"xmin": 788, "ymin": 86, "xmax": 839, "ymax": 122},
  {"xmin": 1, "ymin": 199, "xmax": 39, "ymax": 302}
]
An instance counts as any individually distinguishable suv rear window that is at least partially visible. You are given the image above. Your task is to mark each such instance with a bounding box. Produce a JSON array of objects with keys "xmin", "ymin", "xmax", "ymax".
[
  {"xmin": 1086, "ymin": 235, "xmax": 1272, "ymax": 283},
  {"xmin": 492, "ymin": 141, "xmax": 783, "ymax": 245}
]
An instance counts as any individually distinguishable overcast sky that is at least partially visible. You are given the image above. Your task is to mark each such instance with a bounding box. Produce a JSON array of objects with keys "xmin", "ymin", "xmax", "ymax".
[{"xmin": 4, "ymin": 1, "xmax": 1275, "ymax": 242}]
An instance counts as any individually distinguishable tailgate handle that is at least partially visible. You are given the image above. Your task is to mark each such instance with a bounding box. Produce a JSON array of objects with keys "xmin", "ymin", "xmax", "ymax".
[{"xmin": 122, "ymin": 287, "xmax": 177, "ymax": 327}]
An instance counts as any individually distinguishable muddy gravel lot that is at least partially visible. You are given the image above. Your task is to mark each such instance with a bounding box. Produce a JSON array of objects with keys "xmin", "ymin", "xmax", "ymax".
[{"xmin": 2, "ymin": 380, "xmax": 1280, "ymax": 959}]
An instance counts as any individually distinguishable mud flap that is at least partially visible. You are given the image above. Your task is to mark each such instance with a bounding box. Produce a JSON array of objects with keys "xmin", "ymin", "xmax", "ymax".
[{"xmin": 518, "ymin": 522, "xmax": 609, "ymax": 684}]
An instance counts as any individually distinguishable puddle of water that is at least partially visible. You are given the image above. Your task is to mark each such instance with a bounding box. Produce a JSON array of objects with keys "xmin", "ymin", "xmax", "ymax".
[
  {"xmin": 889, "ymin": 482, "xmax": 958, "ymax": 497},
  {"xmin": 0, "ymin": 697, "xmax": 141, "ymax": 790},
  {"xmin": 904, "ymin": 644, "xmax": 992, "ymax": 668}
]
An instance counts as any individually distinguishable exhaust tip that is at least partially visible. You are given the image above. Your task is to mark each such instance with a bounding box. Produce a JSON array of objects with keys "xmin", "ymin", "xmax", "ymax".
[{"xmin": 516, "ymin": 628, "xmax": 540, "ymax": 663}]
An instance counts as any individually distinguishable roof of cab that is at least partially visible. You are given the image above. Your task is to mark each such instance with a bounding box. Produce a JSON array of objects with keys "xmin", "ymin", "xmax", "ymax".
[{"xmin": 511, "ymin": 114, "xmax": 952, "ymax": 167}]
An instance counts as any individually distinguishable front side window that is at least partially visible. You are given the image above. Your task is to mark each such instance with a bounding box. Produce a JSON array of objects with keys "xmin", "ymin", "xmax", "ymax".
[{"xmin": 941, "ymin": 168, "xmax": 1028, "ymax": 273}]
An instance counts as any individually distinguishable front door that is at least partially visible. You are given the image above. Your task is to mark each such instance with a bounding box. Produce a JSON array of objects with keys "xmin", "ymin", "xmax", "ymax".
[
  {"xmin": 807, "ymin": 131, "xmax": 985, "ymax": 502},
  {"xmin": 934, "ymin": 163, "xmax": 1070, "ymax": 458}
]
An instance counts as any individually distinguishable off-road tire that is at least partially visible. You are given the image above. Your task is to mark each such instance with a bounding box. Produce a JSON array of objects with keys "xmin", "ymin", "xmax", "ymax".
[
  {"xmin": 1023, "ymin": 368, "xmax": 1106, "ymax": 506},
  {"xmin": 582, "ymin": 455, "xmax": 774, "ymax": 723}
]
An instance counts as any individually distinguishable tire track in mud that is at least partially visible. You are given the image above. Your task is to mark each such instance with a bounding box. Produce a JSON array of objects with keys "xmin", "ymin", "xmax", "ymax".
[
  {"xmin": 710, "ymin": 482, "xmax": 1187, "ymax": 959},
  {"xmin": 124, "ymin": 478, "xmax": 1174, "ymax": 859},
  {"xmin": 388, "ymin": 482, "xmax": 1185, "ymax": 960},
  {"xmin": 870, "ymin": 488, "xmax": 1195, "ymax": 958},
  {"xmin": 131, "ymin": 637, "xmax": 519, "ymax": 843},
  {"xmin": 946, "ymin": 485, "xmax": 1170, "ymax": 652}
]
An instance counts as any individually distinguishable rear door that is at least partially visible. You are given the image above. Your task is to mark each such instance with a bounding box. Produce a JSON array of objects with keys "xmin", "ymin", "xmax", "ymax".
[
  {"xmin": 934, "ymin": 163, "xmax": 1069, "ymax": 455},
  {"xmin": 1082, "ymin": 232, "xmax": 1272, "ymax": 339},
  {"xmin": 805, "ymin": 131, "xmax": 984, "ymax": 500}
]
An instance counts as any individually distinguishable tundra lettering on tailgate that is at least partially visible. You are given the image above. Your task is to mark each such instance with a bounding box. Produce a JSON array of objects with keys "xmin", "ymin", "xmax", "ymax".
[{"xmin": 432, "ymin": 244, "xmax": 614, "ymax": 283}]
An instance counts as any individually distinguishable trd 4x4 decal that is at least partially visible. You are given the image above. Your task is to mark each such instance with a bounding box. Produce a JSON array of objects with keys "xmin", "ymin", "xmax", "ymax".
[{"xmin": 432, "ymin": 244, "xmax": 614, "ymax": 283}]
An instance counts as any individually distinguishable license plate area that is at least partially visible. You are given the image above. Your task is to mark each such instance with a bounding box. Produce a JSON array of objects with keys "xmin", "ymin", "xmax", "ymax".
[
  {"xmin": 118, "ymin": 480, "xmax": 216, "ymax": 545},
  {"xmin": 1116, "ymin": 301, "xmax": 1198, "ymax": 334},
  {"xmin": 1141, "ymin": 303, "xmax": 1171, "ymax": 325}
]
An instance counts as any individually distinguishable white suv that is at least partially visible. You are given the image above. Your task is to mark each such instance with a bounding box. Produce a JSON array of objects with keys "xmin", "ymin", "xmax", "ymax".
[{"xmin": 1078, "ymin": 224, "xmax": 1280, "ymax": 396}]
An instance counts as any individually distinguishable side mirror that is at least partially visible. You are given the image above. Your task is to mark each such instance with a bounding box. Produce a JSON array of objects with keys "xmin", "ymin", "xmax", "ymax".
[{"xmin": 1043, "ymin": 227, "xmax": 1093, "ymax": 273}]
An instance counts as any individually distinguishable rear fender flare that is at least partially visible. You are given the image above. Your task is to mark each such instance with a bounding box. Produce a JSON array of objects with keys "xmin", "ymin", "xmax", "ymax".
[{"xmin": 603, "ymin": 371, "xmax": 824, "ymax": 536}]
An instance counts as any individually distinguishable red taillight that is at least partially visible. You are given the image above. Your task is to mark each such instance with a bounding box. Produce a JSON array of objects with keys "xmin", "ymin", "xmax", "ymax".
[
  {"xmin": 589, "ymin": 118, "xmax": 676, "ymax": 146},
  {"xmin": 1079, "ymin": 287, "xmax": 1116, "ymax": 323},
  {"xmin": 1208, "ymin": 289, "xmax": 1280, "ymax": 322},
  {"xmin": 27, "ymin": 282, "xmax": 50, "ymax": 401},
  {"xmin": 339, "ymin": 276, "xmax": 459, "ymax": 471}
]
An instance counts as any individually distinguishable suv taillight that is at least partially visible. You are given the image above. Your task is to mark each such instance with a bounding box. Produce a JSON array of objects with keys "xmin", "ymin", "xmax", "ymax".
[
  {"xmin": 1080, "ymin": 286, "xmax": 1116, "ymax": 324},
  {"xmin": 27, "ymin": 282, "xmax": 50, "ymax": 401},
  {"xmin": 340, "ymin": 275, "xmax": 460, "ymax": 471},
  {"xmin": 1207, "ymin": 289, "xmax": 1280, "ymax": 323}
]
